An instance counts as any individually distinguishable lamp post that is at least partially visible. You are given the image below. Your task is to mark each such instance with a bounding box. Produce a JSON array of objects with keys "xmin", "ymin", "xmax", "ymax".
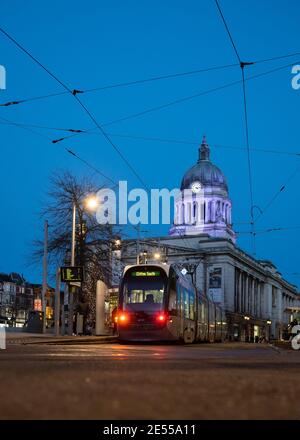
[
  {"xmin": 67, "ymin": 202, "xmax": 77, "ymax": 336},
  {"xmin": 68, "ymin": 195, "xmax": 100, "ymax": 336},
  {"xmin": 42, "ymin": 220, "xmax": 48, "ymax": 334}
]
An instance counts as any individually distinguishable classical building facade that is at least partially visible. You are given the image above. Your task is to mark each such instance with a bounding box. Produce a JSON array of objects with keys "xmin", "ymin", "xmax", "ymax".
[{"xmin": 113, "ymin": 137, "xmax": 300, "ymax": 341}]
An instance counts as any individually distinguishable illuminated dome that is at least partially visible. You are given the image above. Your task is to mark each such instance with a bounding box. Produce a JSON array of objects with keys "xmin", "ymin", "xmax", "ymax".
[
  {"xmin": 169, "ymin": 135, "xmax": 236, "ymax": 243},
  {"xmin": 181, "ymin": 138, "xmax": 228, "ymax": 192}
]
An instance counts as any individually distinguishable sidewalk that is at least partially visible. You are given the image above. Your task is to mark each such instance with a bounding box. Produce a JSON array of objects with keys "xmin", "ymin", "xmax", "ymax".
[
  {"xmin": 5, "ymin": 331, "xmax": 117, "ymax": 345},
  {"xmin": 272, "ymin": 340, "xmax": 295, "ymax": 351}
]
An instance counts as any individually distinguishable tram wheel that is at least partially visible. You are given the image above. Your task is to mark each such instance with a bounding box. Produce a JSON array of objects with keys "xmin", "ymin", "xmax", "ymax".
[{"xmin": 183, "ymin": 328, "xmax": 195, "ymax": 344}]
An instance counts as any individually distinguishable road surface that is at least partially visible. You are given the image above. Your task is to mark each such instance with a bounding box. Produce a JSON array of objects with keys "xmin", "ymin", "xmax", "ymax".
[{"xmin": 0, "ymin": 342, "xmax": 299, "ymax": 419}]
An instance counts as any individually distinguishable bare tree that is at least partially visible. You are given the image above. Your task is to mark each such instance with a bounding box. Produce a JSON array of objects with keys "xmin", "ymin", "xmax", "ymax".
[{"xmin": 32, "ymin": 171, "xmax": 119, "ymax": 329}]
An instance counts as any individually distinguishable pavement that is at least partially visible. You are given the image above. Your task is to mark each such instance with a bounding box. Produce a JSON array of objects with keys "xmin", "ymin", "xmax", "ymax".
[
  {"xmin": 1, "ymin": 341, "xmax": 300, "ymax": 420},
  {"xmin": 5, "ymin": 331, "xmax": 117, "ymax": 345}
]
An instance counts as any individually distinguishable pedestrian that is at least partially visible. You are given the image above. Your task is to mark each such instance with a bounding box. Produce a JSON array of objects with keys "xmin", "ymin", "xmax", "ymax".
[{"xmin": 112, "ymin": 307, "xmax": 118, "ymax": 335}]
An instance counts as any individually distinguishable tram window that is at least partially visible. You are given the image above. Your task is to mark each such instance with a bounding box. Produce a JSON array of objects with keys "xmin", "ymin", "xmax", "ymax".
[
  {"xmin": 122, "ymin": 275, "xmax": 166, "ymax": 312},
  {"xmin": 176, "ymin": 284, "xmax": 182, "ymax": 311},
  {"xmin": 189, "ymin": 291, "xmax": 195, "ymax": 320},
  {"xmin": 184, "ymin": 290, "xmax": 189, "ymax": 319},
  {"xmin": 168, "ymin": 276, "xmax": 177, "ymax": 314},
  {"xmin": 180, "ymin": 288, "xmax": 196, "ymax": 320}
]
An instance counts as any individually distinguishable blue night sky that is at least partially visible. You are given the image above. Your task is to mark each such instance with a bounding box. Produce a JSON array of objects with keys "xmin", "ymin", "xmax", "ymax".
[{"xmin": 0, "ymin": 0, "xmax": 299, "ymax": 286}]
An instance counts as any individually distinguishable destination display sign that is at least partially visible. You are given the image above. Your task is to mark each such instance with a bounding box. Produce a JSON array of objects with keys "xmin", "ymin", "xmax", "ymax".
[{"xmin": 131, "ymin": 271, "xmax": 161, "ymax": 277}]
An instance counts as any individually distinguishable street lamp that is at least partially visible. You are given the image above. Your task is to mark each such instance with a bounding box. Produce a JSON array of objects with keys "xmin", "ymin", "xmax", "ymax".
[
  {"xmin": 84, "ymin": 195, "xmax": 100, "ymax": 212},
  {"xmin": 68, "ymin": 194, "xmax": 100, "ymax": 336},
  {"xmin": 71, "ymin": 195, "xmax": 100, "ymax": 265}
]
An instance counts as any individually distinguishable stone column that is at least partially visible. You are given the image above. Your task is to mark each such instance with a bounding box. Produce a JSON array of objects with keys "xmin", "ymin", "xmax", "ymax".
[
  {"xmin": 257, "ymin": 282, "xmax": 262, "ymax": 318},
  {"xmin": 262, "ymin": 283, "xmax": 270, "ymax": 319},
  {"xmin": 181, "ymin": 203, "xmax": 185, "ymax": 224},
  {"xmin": 245, "ymin": 275, "xmax": 249, "ymax": 313},
  {"xmin": 277, "ymin": 289, "xmax": 283, "ymax": 323},
  {"xmin": 238, "ymin": 270, "xmax": 242, "ymax": 312},
  {"xmin": 211, "ymin": 200, "xmax": 216, "ymax": 222},
  {"xmin": 241, "ymin": 272, "xmax": 244, "ymax": 313},
  {"xmin": 252, "ymin": 278, "xmax": 256, "ymax": 316},
  {"xmin": 186, "ymin": 202, "xmax": 190, "ymax": 225},
  {"xmin": 276, "ymin": 288, "xmax": 283, "ymax": 339},
  {"xmin": 205, "ymin": 201, "xmax": 208, "ymax": 223},
  {"xmin": 184, "ymin": 202, "xmax": 187, "ymax": 225}
]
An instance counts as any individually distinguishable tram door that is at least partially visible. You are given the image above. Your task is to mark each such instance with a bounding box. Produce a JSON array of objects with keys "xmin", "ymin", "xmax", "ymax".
[{"xmin": 176, "ymin": 282, "xmax": 184, "ymax": 337}]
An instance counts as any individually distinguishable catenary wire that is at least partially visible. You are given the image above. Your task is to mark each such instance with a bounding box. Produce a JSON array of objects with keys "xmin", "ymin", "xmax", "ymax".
[
  {"xmin": 1, "ymin": 118, "xmax": 300, "ymax": 157},
  {"xmin": 214, "ymin": 0, "xmax": 256, "ymax": 254},
  {"xmin": 49, "ymin": 58, "xmax": 300, "ymax": 144},
  {"xmin": 2, "ymin": 50, "xmax": 300, "ymax": 107},
  {"xmin": 0, "ymin": 26, "xmax": 150, "ymax": 191}
]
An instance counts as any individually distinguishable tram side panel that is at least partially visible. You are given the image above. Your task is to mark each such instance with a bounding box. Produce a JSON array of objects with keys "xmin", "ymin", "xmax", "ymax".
[
  {"xmin": 208, "ymin": 302, "xmax": 216, "ymax": 342},
  {"xmin": 197, "ymin": 294, "xmax": 209, "ymax": 342}
]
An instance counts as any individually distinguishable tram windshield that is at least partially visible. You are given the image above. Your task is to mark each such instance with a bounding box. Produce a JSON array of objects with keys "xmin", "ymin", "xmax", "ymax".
[{"xmin": 122, "ymin": 269, "xmax": 167, "ymax": 312}]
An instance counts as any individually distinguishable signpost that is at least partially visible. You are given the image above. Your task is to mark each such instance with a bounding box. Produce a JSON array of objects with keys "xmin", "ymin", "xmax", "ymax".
[
  {"xmin": 54, "ymin": 268, "xmax": 61, "ymax": 337},
  {"xmin": 59, "ymin": 266, "xmax": 84, "ymax": 337},
  {"xmin": 60, "ymin": 266, "xmax": 84, "ymax": 283}
]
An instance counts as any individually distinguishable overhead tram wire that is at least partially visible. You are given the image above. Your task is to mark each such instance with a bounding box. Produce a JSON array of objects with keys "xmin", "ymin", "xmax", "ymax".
[
  {"xmin": 252, "ymin": 51, "xmax": 300, "ymax": 65},
  {"xmin": 254, "ymin": 163, "xmax": 300, "ymax": 224},
  {"xmin": 1, "ymin": 116, "xmax": 192, "ymax": 252},
  {"xmin": 0, "ymin": 118, "xmax": 86, "ymax": 133},
  {"xmin": 1, "ymin": 51, "xmax": 300, "ymax": 108},
  {"xmin": 2, "ymin": 27, "xmax": 299, "ymax": 253},
  {"xmin": 214, "ymin": 0, "xmax": 241, "ymax": 64},
  {"xmin": 0, "ymin": 93, "xmax": 190, "ymax": 250},
  {"xmin": 0, "ymin": 116, "xmax": 149, "ymax": 243},
  {"xmin": 0, "ymin": 62, "xmax": 239, "ymax": 107},
  {"xmin": 105, "ymin": 133, "xmax": 300, "ymax": 157},
  {"xmin": 214, "ymin": 0, "xmax": 256, "ymax": 255},
  {"xmin": 236, "ymin": 226, "xmax": 300, "ymax": 235},
  {"xmin": 49, "ymin": 58, "xmax": 300, "ymax": 145},
  {"xmin": 0, "ymin": 115, "xmax": 118, "ymax": 186},
  {"xmin": 0, "ymin": 27, "xmax": 149, "ymax": 191},
  {"xmin": 0, "ymin": 57, "xmax": 297, "ymax": 148},
  {"xmin": 2, "ymin": 26, "xmax": 299, "ymax": 250},
  {"xmin": 2, "ymin": 118, "xmax": 300, "ymax": 158},
  {"xmin": 0, "ymin": 27, "xmax": 193, "ymax": 252}
]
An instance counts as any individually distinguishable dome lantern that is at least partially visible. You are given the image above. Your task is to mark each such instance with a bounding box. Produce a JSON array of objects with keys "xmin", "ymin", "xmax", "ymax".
[{"xmin": 198, "ymin": 135, "xmax": 210, "ymax": 162}]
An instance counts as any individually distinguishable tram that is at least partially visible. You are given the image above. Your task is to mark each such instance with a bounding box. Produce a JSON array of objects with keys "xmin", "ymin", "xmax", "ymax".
[{"xmin": 117, "ymin": 263, "xmax": 227, "ymax": 343}]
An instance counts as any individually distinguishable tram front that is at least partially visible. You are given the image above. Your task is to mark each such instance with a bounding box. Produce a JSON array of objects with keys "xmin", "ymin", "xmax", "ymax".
[{"xmin": 117, "ymin": 264, "xmax": 173, "ymax": 342}]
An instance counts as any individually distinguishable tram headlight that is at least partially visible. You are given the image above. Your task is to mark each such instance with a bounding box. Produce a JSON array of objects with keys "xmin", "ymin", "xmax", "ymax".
[{"xmin": 117, "ymin": 312, "xmax": 129, "ymax": 325}]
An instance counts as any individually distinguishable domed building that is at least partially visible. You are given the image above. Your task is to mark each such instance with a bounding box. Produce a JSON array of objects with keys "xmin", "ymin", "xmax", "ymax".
[
  {"xmin": 114, "ymin": 134, "xmax": 300, "ymax": 342},
  {"xmin": 169, "ymin": 136, "xmax": 236, "ymax": 243}
]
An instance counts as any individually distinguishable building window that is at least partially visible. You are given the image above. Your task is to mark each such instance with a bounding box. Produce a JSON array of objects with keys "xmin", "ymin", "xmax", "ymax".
[
  {"xmin": 193, "ymin": 202, "xmax": 198, "ymax": 221},
  {"xmin": 272, "ymin": 287, "xmax": 277, "ymax": 307}
]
